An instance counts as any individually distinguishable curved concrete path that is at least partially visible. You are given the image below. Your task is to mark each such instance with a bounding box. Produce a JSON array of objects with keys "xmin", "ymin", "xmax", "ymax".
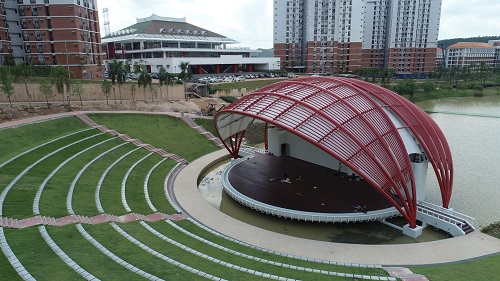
[{"xmin": 173, "ymin": 149, "xmax": 500, "ymax": 266}]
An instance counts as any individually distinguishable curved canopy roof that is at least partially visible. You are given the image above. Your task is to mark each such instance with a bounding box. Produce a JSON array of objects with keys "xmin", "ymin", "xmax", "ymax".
[{"xmin": 214, "ymin": 77, "xmax": 453, "ymax": 227}]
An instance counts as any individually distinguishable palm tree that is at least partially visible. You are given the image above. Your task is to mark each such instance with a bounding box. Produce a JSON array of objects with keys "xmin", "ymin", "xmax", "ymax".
[
  {"xmin": 108, "ymin": 59, "xmax": 127, "ymax": 104},
  {"xmin": 137, "ymin": 67, "xmax": 152, "ymax": 102},
  {"xmin": 51, "ymin": 65, "xmax": 71, "ymax": 106},
  {"xmin": 13, "ymin": 62, "xmax": 33, "ymax": 107},
  {"xmin": 178, "ymin": 61, "xmax": 192, "ymax": 100}
]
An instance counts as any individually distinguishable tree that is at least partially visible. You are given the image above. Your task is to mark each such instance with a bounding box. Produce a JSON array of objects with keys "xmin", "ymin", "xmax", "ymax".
[
  {"xmin": 130, "ymin": 83, "xmax": 137, "ymax": 103},
  {"xmin": 101, "ymin": 79, "xmax": 113, "ymax": 104},
  {"xmin": 71, "ymin": 79, "xmax": 85, "ymax": 106},
  {"xmin": 51, "ymin": 65, "xmax": 72, "ymax": 106},
  {"xmin": 137, "ymin": 66, "xmax": 152, "ymax": 102},
  {"xmin": 0, "ymin": 66, "xmax": 15, "ymax": 107},
  {"xmin": 178, "ymin": 61, "xmax": 192, "ymax": 100},
  {"xmin": 39, "ymin": 78, "xmax": 54, "ymax": 108},
  {"xmin": 108, "ymin": 59, "xmax": 127, "ymax": 104},
  {"xmin": 419, "ymin": 78, "xmax": 436, "ymax": 93},
  {"xmin": 12, "ymin": 62, "xmax": 33, "ymax": 107},
  {"xmin": 495, "ymin": 75, "xmax": 500, "ymax": 95},
  {"xmin": 393, "ymin": 79, "xmax": 416, "ymax": 97},
  {"xmin": 149, "ymin": 84, "xmax": 157, "ymax": 102},
  {"xmin": 158, "ymin": 66, "xmax": 173, "ymax": 100},
  {"xmin": 473, "ymin": 84, "xmax": 484, "ymax": 97}
]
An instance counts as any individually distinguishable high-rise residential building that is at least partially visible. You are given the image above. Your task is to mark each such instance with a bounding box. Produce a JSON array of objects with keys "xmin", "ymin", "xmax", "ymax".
[
  {"xmin": 274, "ymin": 0, "xmax": 442, "ymax": 75},
  {"xmin": 0, "ymin": 0, "xmax": 103, "ymax": 80}
]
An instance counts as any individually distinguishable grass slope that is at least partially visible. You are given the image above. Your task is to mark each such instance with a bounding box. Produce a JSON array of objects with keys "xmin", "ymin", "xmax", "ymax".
[
  {"xmin": 0, "ymin": 117, "xmax": 89, "ymax": 164},
  {"xmin": 87, "ymin": 113, "xmax": 219, "ymax": 162}
]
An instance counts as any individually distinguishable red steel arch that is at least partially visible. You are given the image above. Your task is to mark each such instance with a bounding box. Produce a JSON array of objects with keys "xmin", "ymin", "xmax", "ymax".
[{"xmin": 214, "ymin": 77, "xmax": 454, "ymax": 228}]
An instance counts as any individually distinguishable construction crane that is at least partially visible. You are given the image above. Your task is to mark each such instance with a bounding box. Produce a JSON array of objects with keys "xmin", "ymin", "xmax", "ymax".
[
  {"xmin": 440, "ymin": 43, "xmax": 446, "ymax": 69},
  {"xmin": 103, "ymin": 8, "xmax": 110, "ymax": 37}
]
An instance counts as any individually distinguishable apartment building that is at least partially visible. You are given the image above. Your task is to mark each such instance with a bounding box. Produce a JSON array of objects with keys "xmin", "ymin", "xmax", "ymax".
[
  {"xmin": 0, "ymin": 0, "xmax": 103, "ymax": 80},
  {"xmin": 445, "ymin": 42, "xmax": 496, "ymax": 69},
  {"xmin": 274, "ymin": 0, "xmax": 442, "ymax": 75}
]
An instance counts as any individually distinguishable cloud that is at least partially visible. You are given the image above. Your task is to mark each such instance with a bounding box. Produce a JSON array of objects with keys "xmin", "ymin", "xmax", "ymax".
[{"xmin": 98, "ymin": 0, "xmax": 500, "ymax": 48}]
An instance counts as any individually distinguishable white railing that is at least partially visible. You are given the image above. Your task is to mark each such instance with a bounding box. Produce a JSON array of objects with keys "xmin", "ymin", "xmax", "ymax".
[
  {"xmin": 241, "ymin": 145, "xmax": 268, "ymax": 155},
  {"xmin": 222, "ymin": 158, "xmax": 400, "ymax": 223},
  {"xmin": 417, "ymin": 200, "xmax": 476, "ymax": 228}
]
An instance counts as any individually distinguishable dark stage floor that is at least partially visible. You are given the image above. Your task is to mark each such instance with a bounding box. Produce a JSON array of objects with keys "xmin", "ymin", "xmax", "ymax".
[{"xmin": 228, "ymin": 154, "xmax": 398, "ymax": 213}]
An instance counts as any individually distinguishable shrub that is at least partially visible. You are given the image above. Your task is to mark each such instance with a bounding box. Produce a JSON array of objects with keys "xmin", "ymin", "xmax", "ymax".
[
  {"xmin": 393, "ymin": 79, "xmax": 416, "ymax": 96},
  {"xmin": 220, "ymin": 96, "xmax": 238, "ymax": 103},
  {"xmin": 419, "ymin": 79, "xmax": 436, "ymax": 93},
  {"xmin": 481, "ymin": 221, "xmax": 500, "ymax": 239},
  {"xmin": 473, "ymin": 84, "xmax": 484, "ymax": 97}
]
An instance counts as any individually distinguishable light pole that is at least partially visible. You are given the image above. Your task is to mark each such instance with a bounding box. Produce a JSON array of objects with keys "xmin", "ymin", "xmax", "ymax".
[{"xmin": 64, "ymin": 39, "xmax": 70, "ymax": 79}]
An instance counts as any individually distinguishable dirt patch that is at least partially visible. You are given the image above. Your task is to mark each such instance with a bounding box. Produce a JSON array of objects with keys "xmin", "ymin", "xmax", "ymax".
[{"xmin": 0, "ymin": 97, "xmax": 227, "ymax": 124}]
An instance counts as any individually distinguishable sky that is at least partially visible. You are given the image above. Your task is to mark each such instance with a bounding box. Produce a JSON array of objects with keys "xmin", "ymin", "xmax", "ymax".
[{"xmin": 97, "ymin": 0, "xmax": 500, "ymax": 49}]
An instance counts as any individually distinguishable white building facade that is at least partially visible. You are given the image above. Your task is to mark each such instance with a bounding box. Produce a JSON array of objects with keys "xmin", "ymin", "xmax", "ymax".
[
  {"xmin": 102, "ymin": 15, "xmax": 279, "ymax": 75},
  {"xmin": 274, "ymin": 0, "xmax": 442, "ymax": 75},
  {"xmin": 446, "ymin": 42, "xmax": 496, "ymax": 69}
]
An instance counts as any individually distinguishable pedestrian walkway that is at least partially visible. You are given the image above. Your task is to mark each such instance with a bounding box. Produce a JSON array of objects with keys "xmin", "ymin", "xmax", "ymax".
[
  {"xmin": 0, "ymin": 212, "xmax": 188, "ymax": 229},
  {"xmin": 384, "ymin": 267, "xmax": 429, "ymax": 281}
]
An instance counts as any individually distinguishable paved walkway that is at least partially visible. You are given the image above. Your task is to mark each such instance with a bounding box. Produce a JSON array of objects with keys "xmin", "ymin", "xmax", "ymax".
[
  {"xmin": 0, "ymin": 110, "xmax": 204, "ymax": 130},
  {"xmin": 0, "ymin": 212, "xmax": 188, "ymax": 229},
  {"xmin": 173, "ymin": 149, "xmax": 500, "ymax": 266}
]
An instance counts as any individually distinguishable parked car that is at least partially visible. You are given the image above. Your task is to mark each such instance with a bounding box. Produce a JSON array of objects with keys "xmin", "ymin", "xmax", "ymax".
[
  {"xmin": 234, "ymin": 76, "xmax": 246, "ymax": 82},
  {"xmin": 127, "ymin": 73, "xmax": 139, "ymax": 80},
  {"xmin": 223, "ymin": 76, "xmax": 234, "ymax": 83}
]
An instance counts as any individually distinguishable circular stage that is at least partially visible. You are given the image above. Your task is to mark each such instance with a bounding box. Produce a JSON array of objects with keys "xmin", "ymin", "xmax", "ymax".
[{"xmin": 222, "ymin": 152, "xmax": 401, "ymax": 222}]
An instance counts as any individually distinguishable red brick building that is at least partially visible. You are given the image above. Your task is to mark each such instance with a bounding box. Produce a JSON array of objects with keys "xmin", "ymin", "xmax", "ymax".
[{"xmin": 1, "ymin": 0, "xmax": 103, "ymax": 80}]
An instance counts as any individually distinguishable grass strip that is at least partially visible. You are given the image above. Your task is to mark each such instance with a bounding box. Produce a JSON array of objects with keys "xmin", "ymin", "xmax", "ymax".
[
  {"xmin": 118, "ymin": 222, "xmax": 279, "ymax": 280},
  {"xmin": 38, "ymin": 138, "xmax": 127, "ymax": 217},
  {"xmin": 212, "ymin": 78, "xmax": 287, "ymax": 91},
  {"xmin": 87, "ymin": 113, "xmax": 219, "ymax": 162},
  {"xmin": 142, "ymin": 221, "xmax": 381, "ymax": 280},
  {"xmin": 98, "ymin": 148, "xmax": 151, "ymax": 215},
  {"xmin": 3, "ymin": 227, "xmax": 84, "ymax": 281},
  {"xmin": 0, "ymin": 116, "xmax": 89, "ymax": 163},
  {"xmin": 124, "ymin": 154, "xmax": 166, "ymax": 214},
  {"xmin": 70, "ymin": 143, "xmax": 137, "ymax": 216},
  {"xmin": 173, "ymin": 220, "xmax": 388, "ymax": 276},
  {"xmin": 0, "ymin": 129, "xmax": 103, "ymax": 192},
  {"xmin": 46, "ymin": 224, "xmax": 151, "ymax": 280},
  {"xmin": 410, "ymin": 255, "xmax": 500, "ymax": 281},
  {"xmin": 0, "ymin": 238, "xmax": 23, "ymax": 281},
  {"xmin": 147, "ymin": 159, "xmax": 177, "ymax": 214},
  {"xmin": 83, "ymin": 223, "xmax": 207, "ymax": 281},
  {"xmin": 2, "ymin": 134, "xmax": 111, "ymax": 219}
]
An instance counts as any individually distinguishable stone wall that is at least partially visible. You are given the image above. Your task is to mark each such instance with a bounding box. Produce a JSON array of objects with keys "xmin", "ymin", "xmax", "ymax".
[{"xmin": 0, "ymin": 82, "xmax": 186, "ymax": 104}]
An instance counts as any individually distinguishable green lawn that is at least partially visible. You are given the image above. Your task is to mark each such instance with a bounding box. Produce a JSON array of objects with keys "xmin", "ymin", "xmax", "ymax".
[
  {"xmin": 87, "ymin": 113, "xmax": 219, "ymax": 162},
  {"xmin": 0, "ymin": 116, "xmax": 89, "ymax": 164},
  {"xmin": 411, "ymin": 255, "xmax": 500, "ymax": 281},
  {"xmin": 213, "ymin": 78, "xmax": 287, "ymax": 90},
  {"xmin": 3, "ymin": 227, "xmax": 84, "ymax": 281}
]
